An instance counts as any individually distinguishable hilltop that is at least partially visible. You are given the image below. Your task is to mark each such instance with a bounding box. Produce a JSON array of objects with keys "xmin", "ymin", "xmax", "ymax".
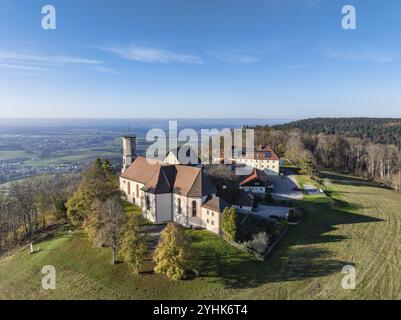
[
  {"xmin": 273, "ymin": 118, "xmax": 401, "ymax": 147},
  {"xmin": 2, "ymin": 171, "xmax": 401, "ymax": 299}
]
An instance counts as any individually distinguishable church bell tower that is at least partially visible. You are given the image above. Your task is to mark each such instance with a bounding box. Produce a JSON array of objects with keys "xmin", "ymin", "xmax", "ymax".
[{"xmin": 122, "ymin": 135, "xmax": 137, "ymax": 173}]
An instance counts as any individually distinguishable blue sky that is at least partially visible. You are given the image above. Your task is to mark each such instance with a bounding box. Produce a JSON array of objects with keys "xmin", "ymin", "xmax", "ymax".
[{"xmin": 0, "ymin": 0, "xmax": 400, "ymax": 119}]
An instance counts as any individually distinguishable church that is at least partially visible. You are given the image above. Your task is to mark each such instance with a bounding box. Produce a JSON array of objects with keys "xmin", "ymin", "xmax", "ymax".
[{"xmin": 119, "ymin": 135, "xmax": 229, "ymax": 235}]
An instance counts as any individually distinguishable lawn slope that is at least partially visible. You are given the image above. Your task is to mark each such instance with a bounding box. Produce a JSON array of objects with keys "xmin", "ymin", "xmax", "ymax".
[{"xmin": 1, "ymin": 171, "xmax": 401, "ymax": 299}]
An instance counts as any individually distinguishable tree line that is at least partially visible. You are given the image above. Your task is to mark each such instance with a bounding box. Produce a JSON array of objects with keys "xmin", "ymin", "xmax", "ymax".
[
  {"xmin": 272, "ymin": 117, "xmax": 401, "ymax": 148},
  {"xmin": 0, "ymin": 174, "xmax": 79, "ymax": 255},
  {"xmin": 1, "ymin": 158, "xmax": 196, "ymax": 281},
  {"xmin": 247, "ymin": 123, "xmax": 401, "ymax": 192}
]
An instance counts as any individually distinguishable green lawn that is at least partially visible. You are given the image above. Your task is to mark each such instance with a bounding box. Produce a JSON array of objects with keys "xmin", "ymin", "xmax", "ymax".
[{"xmin": 1, "ymin": 171, "xmax": 401, "ymax": 299}]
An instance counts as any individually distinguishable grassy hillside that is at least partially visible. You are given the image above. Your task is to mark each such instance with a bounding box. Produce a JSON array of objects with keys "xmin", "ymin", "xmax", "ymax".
[{"xmin": 1, "ymin": 171, "xmax": 401, "ymax": 299}]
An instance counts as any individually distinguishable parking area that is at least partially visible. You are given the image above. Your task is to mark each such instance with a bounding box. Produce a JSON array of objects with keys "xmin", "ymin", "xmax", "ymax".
[
  {"xmin": 304, "ymin": 184, "xmax": 326, "ymax": 196},
  {"xmin": 269, "ymin": 173, "xmax": 303, "ymax": 200}
]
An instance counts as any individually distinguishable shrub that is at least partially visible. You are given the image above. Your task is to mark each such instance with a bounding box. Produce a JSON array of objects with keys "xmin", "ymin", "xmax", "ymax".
[
  {"xmin": 244, "ymin": 231, "xmax": 271, "ymax": 255},
  {"xmin": 288, "ymin": 206, "xmax": 304, "ymax": 223}
]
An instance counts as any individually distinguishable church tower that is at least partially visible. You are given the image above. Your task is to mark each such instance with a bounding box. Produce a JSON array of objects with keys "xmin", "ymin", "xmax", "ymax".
[{"xmin": 122, "ymin": 135, "xmax": 137, "ymax": 173}]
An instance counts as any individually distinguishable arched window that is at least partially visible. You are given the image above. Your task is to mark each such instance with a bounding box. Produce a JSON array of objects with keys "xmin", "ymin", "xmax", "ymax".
[
  {"xmin": 192, "ymin": 201, "xmax": 197, "ymax": 217},
  {"xmin": 146, "ymin": 196, "xmax": 151, "ymax": 210},
  {"xmin": 177, "ymin": 198, "xmax": 182, "ymax": 214}
]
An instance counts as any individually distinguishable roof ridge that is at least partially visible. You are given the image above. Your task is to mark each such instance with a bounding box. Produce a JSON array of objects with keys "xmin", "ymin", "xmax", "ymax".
[{"xmin": 187, "ymin": 168, "xmax": 201, "ymax": 196}]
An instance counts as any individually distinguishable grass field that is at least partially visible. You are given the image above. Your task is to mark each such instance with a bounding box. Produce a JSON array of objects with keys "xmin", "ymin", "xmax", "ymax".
[
  {"xmin": 1, "ymin": 171, "xmax": 401, "ymax": 299},
  {"xmin": 0, "ymin": 150, "xmax": 31, "ymax": 161}
]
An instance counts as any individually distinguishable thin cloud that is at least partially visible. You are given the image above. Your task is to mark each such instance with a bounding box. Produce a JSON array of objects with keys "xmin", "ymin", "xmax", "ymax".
[
  {"xmin": 101, "ymin": 45, "xmax": 203, "ymax": 64},
  {"xmin": 92, "ymin": 66, "xmax": 119, "ymax": 75},
  {"xmin": 0, "ymin": 51, "xmax": 102, "ymax": 66},
  {"xmin": 284, "ymin": 63, "xmax": 308, "ymax": 70},
  {"xmin": 208, "ymin": 50, "xmax": 259, "ymax": 64},
  {"xmin": 0, "ymin": 63, "xmax": 50, "ymax": 71},
  {"xmin": 326, "ymin": 48, "xmax": 395, "ymax": 64}
]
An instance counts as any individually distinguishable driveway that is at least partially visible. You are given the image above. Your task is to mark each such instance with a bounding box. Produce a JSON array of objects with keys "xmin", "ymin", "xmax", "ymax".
[
  {"xmin": 253, "ymin": 205, "xmax": 291, "ymax": 219},
  {"xmin": 269, "ymin": 173, "xmax": 303, "ymax": 200},
  {"xmin": 140, "ymin": 223, "xmax": 166, "ymax": 250}
]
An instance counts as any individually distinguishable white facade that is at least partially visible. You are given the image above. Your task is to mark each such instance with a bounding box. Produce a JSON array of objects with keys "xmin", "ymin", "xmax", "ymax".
[
  {"xmin": 122, "ymin": 136, "xmax": 136, "ymax": 172},
  {"xmin": 240, "ymin": 186, "xmax": 266, "ymax": 194},
  {"xmin": 201, "ymin": 207, "xmax": 221, "ymax": 234},
  {"xmin": 235, "ymin": 158, "xmax": 280, "ymax": 175},
  {"xmin": 163, "ymin": 151, "xmax": 181, "ymax": 165},
  {"xmin": 120, "ymin": 177, "xmax": 223, "ymax": 234}
]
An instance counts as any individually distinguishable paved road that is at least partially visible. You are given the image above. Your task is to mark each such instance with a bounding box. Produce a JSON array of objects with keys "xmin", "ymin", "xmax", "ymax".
[{"xmin": 269, "ymin": 174, "xmax": 303, "ymax": 201}]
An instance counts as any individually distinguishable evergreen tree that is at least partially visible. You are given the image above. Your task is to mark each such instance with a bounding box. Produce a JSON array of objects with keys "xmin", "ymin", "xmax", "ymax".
[
  {"xmin": 153, "ymin": 223, "xmax": 195, "ymax": 280},
  {"xmin": 221, "ymin": 207, "xmax": 238, "ymax": 242},
  {"xmin": 300, "ymin": 153, "xmax": 319, "ymax": 180}
]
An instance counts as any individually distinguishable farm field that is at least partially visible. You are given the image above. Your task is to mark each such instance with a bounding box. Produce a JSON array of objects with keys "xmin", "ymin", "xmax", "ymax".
[{"xmin": 1, "ymin": 171, "xmax": 401, "ymax": 299}]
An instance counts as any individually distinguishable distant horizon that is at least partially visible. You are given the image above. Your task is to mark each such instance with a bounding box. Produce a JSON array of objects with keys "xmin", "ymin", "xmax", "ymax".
[{"xmin": 1, "ymin": 1, "xmax": 401, "ymax": 118}]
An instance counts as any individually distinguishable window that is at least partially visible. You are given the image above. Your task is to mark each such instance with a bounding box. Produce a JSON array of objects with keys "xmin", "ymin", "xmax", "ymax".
[
  {"xmin": 211, "ymin": 221, "xmax": 215, "ymax": 226},
  {"xmin": 207, "ymin": 210, "xmax": 209, "ymax": 215},
  {"xmin": 212, "ymin": 212, "xmax": 214, "ymax": 217},
  {"xmin": 146, "ymin": 196, "xmax": 150, "ymax": 210},
  {"xmin": 127, "ymin": 182, "xmax": 131, "ymax": 195},
  {"xmin": 192, "ymin": 201, "xmax": 197, "ymax": 217},
  {"xmin": 177, "ymin": 198, "xmax": 182, "ymax": 214},
  {"xmin": 207, "ymin": 219, "xmax": 210, "ymax": 224},
  {"xmin": 136, "ymin": 184, "xmax": 139, "ymax": 198}
]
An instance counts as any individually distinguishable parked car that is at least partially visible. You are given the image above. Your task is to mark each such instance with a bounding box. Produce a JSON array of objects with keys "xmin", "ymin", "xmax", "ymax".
[{"xmin": 292, "ymin": 187, "xmax": 301, "ymax": 192}]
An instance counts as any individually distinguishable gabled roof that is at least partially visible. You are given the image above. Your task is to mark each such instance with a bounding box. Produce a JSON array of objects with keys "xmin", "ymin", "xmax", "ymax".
[
  {"xmin": 165, "ymin": 146, "xmax": 202, "ymax": 165},
  {"xmin": 202, "ymin": 194, "xmax": 229, "ymax": 212},
  {"xmin": 121, "ymin": 156, "xmax": 161, "ymax": 184},
  {"xmin": 239, "ymin": 168, "xmax": 272, "ymax": 186},
  {"xmin": 142, "ymin": 165, "xmax": 177, "ymax": 194},
  {"xmin": 121, "ymin": 156, "xmax": 216, "ymax": 197},
  {"xmin": 174, "ymin": 165, "xmax": 216, "ymax": 197}
]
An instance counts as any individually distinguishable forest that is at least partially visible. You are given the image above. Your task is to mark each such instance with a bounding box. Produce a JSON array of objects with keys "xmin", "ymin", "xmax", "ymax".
[
  {"xmin": 246, "ymin": 118, "xmax": 401, "ymax": 193},
  {"xmin": 272, "ymin": 118, "xmax": 401, "ymax": 147}
]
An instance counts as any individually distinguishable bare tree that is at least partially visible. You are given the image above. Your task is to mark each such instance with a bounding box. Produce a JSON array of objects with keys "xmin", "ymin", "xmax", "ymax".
[{"xmin": 98, "ymin": 196, "xmax": 127, "ymax": 264}]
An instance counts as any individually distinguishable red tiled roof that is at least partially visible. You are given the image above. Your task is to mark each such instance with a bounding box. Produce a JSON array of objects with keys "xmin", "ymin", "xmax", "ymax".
[
  {"xmin": 239, "ymin": 168, "xmax": 271, "ymax": 186},
  {"xmin": 121, "ymin": 156, "xmax": 216, "ymax": 197}
]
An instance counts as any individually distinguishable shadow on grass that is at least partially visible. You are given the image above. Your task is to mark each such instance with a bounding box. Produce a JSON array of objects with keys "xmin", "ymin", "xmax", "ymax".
[
  {"xmin": 192, "ymin": 171, "xmax": 384, "ymax": 290},
  {"xmin": 322, "ymin": 172, "xmax": 391, "ymax": 190}
]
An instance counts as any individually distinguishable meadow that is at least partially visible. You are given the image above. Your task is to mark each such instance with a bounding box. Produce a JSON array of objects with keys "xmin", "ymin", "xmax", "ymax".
[{"xmin": 1, "ymin": 171, "xmax": 401, "ymax": 299}]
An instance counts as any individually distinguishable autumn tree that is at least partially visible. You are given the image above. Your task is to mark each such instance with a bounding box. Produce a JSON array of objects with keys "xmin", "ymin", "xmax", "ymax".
[
  {"xmin": 66, "ymin": 158, "xmax": 118, "ymax": 225},
  {"xmin": 120, "ymin": 214, "xmax": 147, "ymax": 274},
  {"xmin": 82, "ymin": 199, "xmax": 104, "ymax": 246},
  {"xmin": 153, "ymin": 223, "xmax": 196, "ymax": 280},
  {"xmin": 205, "ymin": 165, "xmax": 240, "ymax": 203}
]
